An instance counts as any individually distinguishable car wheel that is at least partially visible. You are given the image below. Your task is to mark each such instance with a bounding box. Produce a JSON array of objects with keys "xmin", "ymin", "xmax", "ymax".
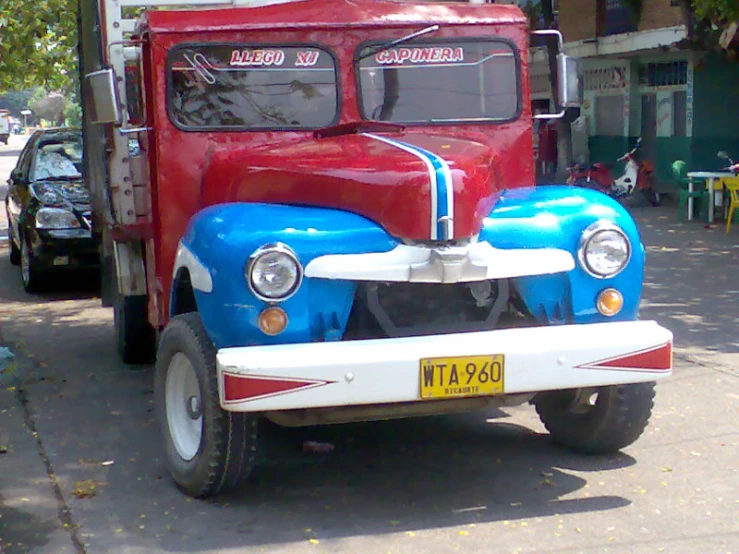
[
  {"xmin": 534, "ymin": 382, "xmax": 656, "ymax": 454},
  {"xmin": 114, "ymin": 292, "xmax": 156, "ymax": 365},
  {"xmin": 8, "ymin": 223, "xmax": 20, "ymax": 266},
  {"xmin": 20, "ymin": 235, "xmax": 45, "ymax": 293},
  {"xmin": 155, "ymin": 313, "xmax": 258, "ymax": 498}
]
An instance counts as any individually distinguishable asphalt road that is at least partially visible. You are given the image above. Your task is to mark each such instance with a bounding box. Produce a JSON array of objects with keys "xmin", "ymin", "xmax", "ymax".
[{"xmin": 0, "ymin": 137, "xmax": 737, "ymax": 554}]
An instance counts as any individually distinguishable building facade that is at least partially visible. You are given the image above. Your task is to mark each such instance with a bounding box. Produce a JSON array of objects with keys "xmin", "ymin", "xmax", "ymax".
[{"xmin": 528, "ymin": 0, "xmax": 739, "ymax": 184}]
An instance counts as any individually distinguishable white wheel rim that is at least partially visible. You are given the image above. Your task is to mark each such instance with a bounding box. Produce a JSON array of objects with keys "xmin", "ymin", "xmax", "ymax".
[
  {"xmin": 165, "ymin": 352, "xmax": 203, "ymax": 461},
  {"xmin": 21, "ymin": 241, "xmax": 30, "ymax": 286}
]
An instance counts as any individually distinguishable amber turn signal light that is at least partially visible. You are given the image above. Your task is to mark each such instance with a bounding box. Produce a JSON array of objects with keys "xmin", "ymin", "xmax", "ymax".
[
  {"xmin": 258, "ymin": 307, "xmax": 288, "ymax": 336},
  {"xmin": 596, "ymin": 288, "xmax": 623, "ymax": 317}
]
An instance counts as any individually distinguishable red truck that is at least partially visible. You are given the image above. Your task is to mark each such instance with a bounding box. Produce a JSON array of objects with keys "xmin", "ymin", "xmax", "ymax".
[{"xmin": 79, "ymin": 0, "xmax": 673, "ymax": 498}]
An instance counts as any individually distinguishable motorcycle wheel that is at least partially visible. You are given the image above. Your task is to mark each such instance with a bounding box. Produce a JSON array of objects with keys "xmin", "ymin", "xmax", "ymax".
[{"xmin": 642, "ymin": 188, "xmax": 661, "ymax": 206}]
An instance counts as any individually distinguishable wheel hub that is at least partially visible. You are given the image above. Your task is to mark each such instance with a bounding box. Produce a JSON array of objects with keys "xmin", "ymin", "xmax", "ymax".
[
  {"xmin": 568, "ymin": 388, "xmax": 600, "ymax": 414},
  {"xmin": 165, "ymin": 352, "xmax": 203, "ymax": 461},
  {"xmin": 186, "ymin": 395, "xmax": 201, "ymax": 420}
]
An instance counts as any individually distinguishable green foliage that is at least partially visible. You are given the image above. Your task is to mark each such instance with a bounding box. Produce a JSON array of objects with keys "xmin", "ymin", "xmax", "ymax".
[
  {"xmin": 63, "ymin": 101, "xmax": 82, "ymax": 127},
  {"xmin": 0, "ymin": 0, "xmax": 78, "ymax": 93},
  {"xmin": 0, "ymin": 89, "xmax": 41, "ymax": 118},
  {"xmin": 691, "ymin": 0, "xmax": 739, "ymax": 24}
]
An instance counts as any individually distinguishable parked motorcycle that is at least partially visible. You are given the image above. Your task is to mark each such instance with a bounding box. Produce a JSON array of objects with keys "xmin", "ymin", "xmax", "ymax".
[
  {"xmin": 566, "ymin": 138, "xmax": 660, "ymax": 205},
  {"xmin": 718, "ymin": 151, "xmax": 739, "ymax": 174}
]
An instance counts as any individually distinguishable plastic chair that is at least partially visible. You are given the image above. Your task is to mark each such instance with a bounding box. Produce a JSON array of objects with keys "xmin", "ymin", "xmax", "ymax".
[
  {"xmin": 724, "ymin": 178, "xmax": 739, "ymax": 233},
  {"xmin": 672, "ymin": 160, "xmax": 708, "ymax": 222}
]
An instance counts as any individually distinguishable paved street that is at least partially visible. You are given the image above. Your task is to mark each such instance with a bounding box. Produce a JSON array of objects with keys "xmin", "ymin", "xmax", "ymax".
[{"xmin": 0, "ymin": 135, "xmax": 737, "ymax": 554}]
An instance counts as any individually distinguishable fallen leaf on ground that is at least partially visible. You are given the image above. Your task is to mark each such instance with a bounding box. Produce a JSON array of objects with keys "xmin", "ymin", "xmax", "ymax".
[{"xmin": 72, "ymin": 480, "xmax": 104, "ymax": 499}]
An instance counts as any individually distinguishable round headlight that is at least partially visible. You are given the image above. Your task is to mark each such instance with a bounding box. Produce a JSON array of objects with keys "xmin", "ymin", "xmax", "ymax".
[
  {"xmin": 246, "ymin": 243, "xmax": 302, "ymax": 302},
  {"xmin": 578, "ymin": 222, "xmax": 631, "ymax": 278}
]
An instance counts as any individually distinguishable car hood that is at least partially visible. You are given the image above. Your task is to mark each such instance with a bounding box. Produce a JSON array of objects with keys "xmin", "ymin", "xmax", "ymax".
[
  {"xmin": 201, "ymin": 131, "xmax": 502, "ymax": 242},
  {"xmin": 32, "ymin": 180, "xmax": 91, "ymax": 208}
]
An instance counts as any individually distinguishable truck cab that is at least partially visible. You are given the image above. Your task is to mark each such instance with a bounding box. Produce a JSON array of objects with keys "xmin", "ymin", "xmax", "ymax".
[{"xmin": 81, "ymin": 0, "xmax": 672, "ymax": 499}]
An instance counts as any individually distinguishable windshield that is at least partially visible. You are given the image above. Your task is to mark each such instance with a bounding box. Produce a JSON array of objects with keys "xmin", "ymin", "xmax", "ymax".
[
  {"xmin": 31, "ymin": 139, "xmax": 83, "ymax": 181},
  {"xmin": 357, "ymin": 39, "xmax": 519, "ymax": 123},
  {"xmin": 168, "ymin": 44, "xmax": 338, "ymax": 130}
]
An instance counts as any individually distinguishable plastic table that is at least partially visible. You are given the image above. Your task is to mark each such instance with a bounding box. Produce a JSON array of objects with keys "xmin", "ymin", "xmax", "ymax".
[{"xmin": 686, "ymin": 171, "xmax": 737, "ymax": 223}]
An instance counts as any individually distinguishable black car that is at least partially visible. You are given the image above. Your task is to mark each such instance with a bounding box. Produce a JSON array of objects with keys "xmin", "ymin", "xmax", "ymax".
[{"xmin": 5, "ymin": 128, "xmax": 99, "ymax": 292}]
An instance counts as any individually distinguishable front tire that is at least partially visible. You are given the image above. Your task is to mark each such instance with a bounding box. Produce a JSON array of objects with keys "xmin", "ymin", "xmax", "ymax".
[
  {"xmin": 8, "ymin": 223, "xmax": 20, "ymax": 266},
  {"xmin": 534, "ymin": 382, "xmax": 656, "ymax": 454},
  {"xmin": 155, "ymin": 313, "xmax": 258, "ymax": 498},
  {"xmin": 20, "ymin": 235, "xmax": 44, "ymax": 293}
]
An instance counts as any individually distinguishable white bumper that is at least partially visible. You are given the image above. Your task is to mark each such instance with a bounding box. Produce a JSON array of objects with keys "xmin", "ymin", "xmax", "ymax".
[{"xmin": 216, "ymin": 321, "xmax": 672, "ymax": 412}]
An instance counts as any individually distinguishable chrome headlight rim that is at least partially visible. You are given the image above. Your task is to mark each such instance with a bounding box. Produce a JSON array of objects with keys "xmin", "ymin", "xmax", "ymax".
[
  {"xmin": 245, "ymin": 242, "xmax": 303, "ymax": 303},
  {"xmin": 577, "ymin": 220, "xmax": 631, "ymax": 279},
  {"xmin": 34, "ymin": 207, "xmax": 81, "ymax": 230}
]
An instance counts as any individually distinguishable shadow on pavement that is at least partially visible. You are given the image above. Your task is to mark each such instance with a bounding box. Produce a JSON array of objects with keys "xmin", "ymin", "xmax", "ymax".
[
  {"xmin": 633, "ymin": 207, "xmax": 739, "ymax": 356},
  {"xmin": 72, "ymin": 403, "xmax": 635, "ymax": 552},
  {"xmin": 0, "ymin": 492, "xmax": 59, "ymax": 554}
]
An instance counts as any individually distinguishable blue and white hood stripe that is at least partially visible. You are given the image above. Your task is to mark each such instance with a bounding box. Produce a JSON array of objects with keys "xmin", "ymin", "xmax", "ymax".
[{"xmin": 363, "ymin": 133, "xmax": 454, "ymax": 241}]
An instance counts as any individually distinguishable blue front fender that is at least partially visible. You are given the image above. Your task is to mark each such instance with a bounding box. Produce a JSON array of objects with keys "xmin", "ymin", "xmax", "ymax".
[
  {"xmin": 481, "ymin": 186, "xmax": 643, "ymax": 324},
  {"xmin": 177, "ymin": 204, "xmax": 398, "ymax": 349}
]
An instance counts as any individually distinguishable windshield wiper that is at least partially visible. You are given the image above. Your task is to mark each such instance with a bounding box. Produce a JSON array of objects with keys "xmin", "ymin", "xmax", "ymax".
[
  {"xmin": 355, "ymin": 25, "xmax": 440, "ymax": 62},
  {"xmin": 37, "ymin": 176, "xmax": 82, "ymax": 182}
]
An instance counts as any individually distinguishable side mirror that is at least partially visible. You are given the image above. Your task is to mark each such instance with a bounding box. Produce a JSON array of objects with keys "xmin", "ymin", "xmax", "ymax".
[
  {"xmin": 718, "ymin": 151, "xmax": 729, "ymax": 160},
  {"xmin": 556, "ymin": 54, "xmax": 582, "ymax": 109},
  {"xmin": 10, "ymin": 168, "xmax": 26, "ymax": 184},
  {"xmin": 85, "ymin": 68, "xmax": 122, "ymax": 125}
]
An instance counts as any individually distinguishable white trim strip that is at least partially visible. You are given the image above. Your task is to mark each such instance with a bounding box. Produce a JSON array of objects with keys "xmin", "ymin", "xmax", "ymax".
[
  {"xmin": 304, "ymin": 243, "xmax": 574, "ymax": 282},
  {"xmin": 363, "ymin": 133, "xmax": 443, "ymax": 240},
  {"xmin": 172, "ymin": 241, "xmax": 213, "ymax": 293}
]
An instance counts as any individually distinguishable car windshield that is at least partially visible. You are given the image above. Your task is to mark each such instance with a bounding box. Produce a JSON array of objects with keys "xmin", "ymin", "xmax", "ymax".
[
  {"xmin": 168, "ymin": 44, "xmax": 338, "ymax": 130},
  {"xmin": 31, "ymin": 139, "xmax": 83, "ymax": 181},
  {"xmin": 357, "ymin": 40, "xmax": 519, "ymax": 123}
]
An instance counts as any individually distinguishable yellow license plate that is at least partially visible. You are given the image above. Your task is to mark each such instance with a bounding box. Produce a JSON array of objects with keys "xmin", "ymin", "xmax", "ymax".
[{"xmin": 419, "ymin": 355, "xmax": 504, "ymax": 400}]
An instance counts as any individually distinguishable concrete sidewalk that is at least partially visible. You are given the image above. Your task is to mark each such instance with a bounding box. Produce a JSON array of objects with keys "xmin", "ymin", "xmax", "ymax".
[
  {"xmin": 1, "ymin": 331, "xmax": 78, "ymax": 552},
  {"xmin": 0, "ymin": 386, "xmax": 79, "ymax": 553}
]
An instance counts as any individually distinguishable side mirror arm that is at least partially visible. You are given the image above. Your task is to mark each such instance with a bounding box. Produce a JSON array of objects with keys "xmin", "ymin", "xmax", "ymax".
[{"xmin": 531, "ymin": 29, "xmax": 583, "ymax": 120}]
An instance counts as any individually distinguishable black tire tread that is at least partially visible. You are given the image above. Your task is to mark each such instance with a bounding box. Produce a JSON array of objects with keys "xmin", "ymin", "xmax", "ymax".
[
  {"xmin": 156, "ymin": 313, "xmax": 257, "ymax": 498},
  {"xmin": 20, "ymin": 236, "xmax": 45, "ymax": 294},
  {"xmin": 535, "ymin": 382, "xmax": 656, "ymax": 454},
  {"xmin": 9, "ymin": 232, "xmax": 20, "ymax": 266}
]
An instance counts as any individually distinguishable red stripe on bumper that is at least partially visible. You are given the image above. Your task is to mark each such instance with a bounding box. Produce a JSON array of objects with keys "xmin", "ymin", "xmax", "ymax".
[
  {"xmin": 579, "ymin": 342, "xmax": 672, "ymax": 372},
  {"xmin": 223, "ymin": 372, "xmax": 334, "ymax": 403}
]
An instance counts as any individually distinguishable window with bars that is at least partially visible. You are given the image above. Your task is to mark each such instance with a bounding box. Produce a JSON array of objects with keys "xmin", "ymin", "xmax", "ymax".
[
  {"xmin": 583, "ymin": 67, "xmax": 628, "ymax": 91},
  {"xmin": 638, "ymin": 61, "xmax": 688, "ymax": 87}
]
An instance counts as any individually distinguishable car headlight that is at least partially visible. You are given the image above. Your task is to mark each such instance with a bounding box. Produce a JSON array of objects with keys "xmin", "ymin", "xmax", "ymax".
[
  {"xmin": 246, "ymin": 243, "xmax": 302, "ymax": 302},
  {"xmin": 578, "ymin": 221, "xmax": 631, "ymax": 278},
  {"xmin": 30, "ymin": 183, "xmax": 65, "ymax": 207},
  {"xmin": 35, "ymin": 207, "xmax": 81, "ymax": 230}
]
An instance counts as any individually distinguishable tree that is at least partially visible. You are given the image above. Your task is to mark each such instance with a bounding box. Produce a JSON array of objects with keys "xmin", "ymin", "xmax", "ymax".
[
  {"xmin": 29, "ymin": 91, "xmax": 68, "ymax": 126},
  {"xmin": 0, "ymin": 89, "xmax": 40, "ymax": 119},
  {"xmin": 676, "ymin": 0, "xmax": 739, "ymax": 53},
  {"xmin": 0, "ymin": 0, "xmax": 78, "ymax": 92}
]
